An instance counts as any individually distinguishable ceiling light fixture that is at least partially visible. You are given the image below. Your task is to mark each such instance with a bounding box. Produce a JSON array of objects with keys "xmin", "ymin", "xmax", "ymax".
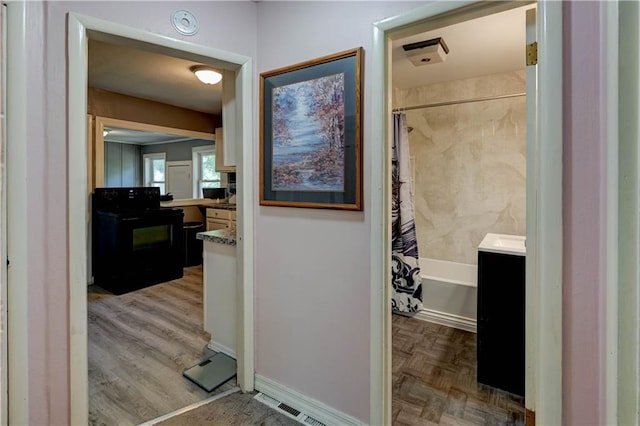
[{"xmin": 191, "ymin": 66, "xmax": 222, "ymax": 85}]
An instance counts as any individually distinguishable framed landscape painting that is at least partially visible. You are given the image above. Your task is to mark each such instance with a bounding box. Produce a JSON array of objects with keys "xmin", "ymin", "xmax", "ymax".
[{"xmin": 260, "ymin": 47, "xmax": 363, "ymax": 210}]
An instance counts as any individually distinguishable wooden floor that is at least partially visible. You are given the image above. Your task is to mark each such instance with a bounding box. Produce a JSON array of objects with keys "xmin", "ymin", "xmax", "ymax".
[
  {"xmin": 89, "ymin": 270, "xmax": 523, "ymax": 425},
  {"xmin": 392, "ymin": 314, "xmax": 525, "ymax": 425},
  {"xmin": 88, "ymin": 265, "xmax": 236, "ymax": 426}
]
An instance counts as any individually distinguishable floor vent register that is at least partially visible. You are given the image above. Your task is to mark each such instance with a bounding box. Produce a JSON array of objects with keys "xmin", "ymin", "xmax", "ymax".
[{"xmin": 254, "ymin": 392, "xmax": 326, "ymax": 426}]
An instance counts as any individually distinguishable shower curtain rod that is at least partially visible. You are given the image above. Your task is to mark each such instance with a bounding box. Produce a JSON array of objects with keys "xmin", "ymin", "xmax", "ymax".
[{"xmin": 392, "ymin": 92, "xmax": 526, "ymax": 112}]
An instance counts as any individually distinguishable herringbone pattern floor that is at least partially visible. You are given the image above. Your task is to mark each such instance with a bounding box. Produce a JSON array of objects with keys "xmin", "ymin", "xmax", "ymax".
[{"xmin": 392, "ymin": 314, "xmax": 525, "ymax": 425}]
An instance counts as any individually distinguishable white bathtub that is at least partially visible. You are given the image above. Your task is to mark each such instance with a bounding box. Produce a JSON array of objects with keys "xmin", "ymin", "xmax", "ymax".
[{"xmin": 415, "ymin": 258, "xmax": 478, "ymax": 332}]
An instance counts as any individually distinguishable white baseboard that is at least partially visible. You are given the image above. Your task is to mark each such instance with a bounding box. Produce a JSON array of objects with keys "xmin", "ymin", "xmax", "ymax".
[
  {"xmin": 405, "ymin": 309, "xmax": 477, "ymax": 333},
  {"xmin": 207, "ymin": 341, "xmax": 236, "ymax": 359},
  {"xmin": 254, "ymin": 374, "xmax": 365, "ymax": 426}
]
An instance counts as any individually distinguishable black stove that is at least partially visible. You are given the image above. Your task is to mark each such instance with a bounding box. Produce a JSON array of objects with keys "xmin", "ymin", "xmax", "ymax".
[
  {"xmin": 93, "ymin": 187, "xmax": 165, "ymax": 211},
  {"xmin": 92, "ymin": 187, "xmax": 184, "ymax": 295}
]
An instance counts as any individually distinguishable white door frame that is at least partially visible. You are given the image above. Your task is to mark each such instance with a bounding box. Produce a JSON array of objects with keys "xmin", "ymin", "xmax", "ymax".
[
  {"xmin": 67, "ymin": 13, "xmax": 254, "ymax": 424},
  {"xmin": 616, "ymin": 1, "xmax": 638, "ymax": 424},
  {"xmin": 604, "ymin": 2, "xmax": 620, "ymax": 424},
  {"xmin": 0, "ymin": 3, "xmax": 7, "ymax": 424},
  {"xmin": 370, "ymin": 1, "xmax": 563, "ymax": 424},
  {"xmin": 5, "ymin": 2, "xmax": 30, "ymax": 423}
]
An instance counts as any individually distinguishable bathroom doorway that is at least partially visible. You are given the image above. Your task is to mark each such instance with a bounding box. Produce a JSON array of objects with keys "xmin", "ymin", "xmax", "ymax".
[
  {"xmin": 371, "ymin": 1, "xmax": 564, "ymax": 424},
  {"xmin": 390, "ymin": 4, "xmax": 532, "ymax": 423}
]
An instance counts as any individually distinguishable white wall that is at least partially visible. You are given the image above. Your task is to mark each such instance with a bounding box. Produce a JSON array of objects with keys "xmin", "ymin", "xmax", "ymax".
[
  {"xmin": 18, "ymin": 2, "xmax": 257, "ymax": 423},
  {"xmin": 255, "ymin": 2, "xmax": 424, "ymax": 423}
]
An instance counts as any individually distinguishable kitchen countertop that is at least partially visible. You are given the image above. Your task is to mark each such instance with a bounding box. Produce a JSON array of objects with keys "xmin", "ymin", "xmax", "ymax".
[
  {"xmin": 160, "ymin": 198, "xmax": 236, "ymax": 209},
  {"xmin": 197, "ymin": 229, "xmax": 236, "ymax": 246}
]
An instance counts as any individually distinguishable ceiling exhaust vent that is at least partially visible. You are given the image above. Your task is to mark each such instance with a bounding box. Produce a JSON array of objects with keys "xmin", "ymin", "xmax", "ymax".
[{"xmin": 403, "ymin": 37, "xmax": 449, "ymax": 66}]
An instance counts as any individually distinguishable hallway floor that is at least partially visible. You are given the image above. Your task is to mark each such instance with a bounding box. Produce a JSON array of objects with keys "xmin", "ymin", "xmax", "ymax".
[
  {"xmin": 393, "ymin": 314, "xmax": 525, "ymax": 425},
  {"xmin": 88, "ymin": 266, "xmax": 236, "ymax": 425}
]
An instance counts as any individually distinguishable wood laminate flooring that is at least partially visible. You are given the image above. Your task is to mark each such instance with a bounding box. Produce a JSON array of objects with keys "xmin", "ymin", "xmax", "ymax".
[
  {"xmin": 90, "ymin": 270, "xmax": 524, "ymax": 425},
  {"xmin": 393, "ymin": 314, "xmax": 525, "ymax": 425},
  {"xmin": 156, "ymin": 391, "xmax": 300, "ymax": 426},
  {"xmin": 88, "ymin": 265, "xmax": 236, "ymax": 426}
]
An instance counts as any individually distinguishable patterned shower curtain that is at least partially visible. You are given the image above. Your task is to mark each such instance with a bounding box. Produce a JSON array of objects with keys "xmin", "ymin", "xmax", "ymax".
[{"xmin": 391, "ymin": 113, "xmax": 423, "ymax": 313}]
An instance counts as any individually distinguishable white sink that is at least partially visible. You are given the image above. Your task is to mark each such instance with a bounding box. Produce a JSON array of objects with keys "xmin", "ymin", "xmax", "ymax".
[{"xmin": 478, "ymin": 233, "xmax": 526, "ymax": 256}]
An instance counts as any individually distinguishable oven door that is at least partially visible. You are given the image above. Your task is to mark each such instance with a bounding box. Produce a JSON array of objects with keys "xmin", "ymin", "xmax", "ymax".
[{"xmin": 93, "ymin": 209, "xmax": 184, "ymax": 294}]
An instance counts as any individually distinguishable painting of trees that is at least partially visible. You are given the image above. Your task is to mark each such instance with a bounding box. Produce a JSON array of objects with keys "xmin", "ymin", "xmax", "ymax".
[
  {"xmin": 261, "ymin": 47, "xmax": 362, "ymax": 210},
  {"xmin": 271, "ymin": 72, "xmax": 346, "ymax": 191}
]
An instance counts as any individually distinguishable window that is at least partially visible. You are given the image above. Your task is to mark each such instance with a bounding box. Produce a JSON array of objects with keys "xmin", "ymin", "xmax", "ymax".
[
  {"xmin": 143, "ymin": 153, "xmax": 166, "ymax": 194},
  {"xmin": 192, "ymin": 146, "xmax": 225, "ymax": 198}
]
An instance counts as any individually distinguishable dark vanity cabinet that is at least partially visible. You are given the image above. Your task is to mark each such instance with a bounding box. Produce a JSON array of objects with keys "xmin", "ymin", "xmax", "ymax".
[{"xmin": 477, "ymin": 248, "xmax": 525, "ymax": 397}]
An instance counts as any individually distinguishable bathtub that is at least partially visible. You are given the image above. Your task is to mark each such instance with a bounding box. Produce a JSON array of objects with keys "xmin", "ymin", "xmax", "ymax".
[{"xmin": 413, "ymin": 258, "xmax": 478, "ymax": 332}]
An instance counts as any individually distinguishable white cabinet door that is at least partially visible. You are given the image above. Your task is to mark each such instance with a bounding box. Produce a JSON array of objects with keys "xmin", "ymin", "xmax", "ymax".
[
  {"xmin": 215, "ymin": 127, "xmax": 235, "ymax": 172},
  {"xmin": 222, "ymin": 70, "xmax": 237, "ymax": 168},
  {"xmin": 166, "ymin": 161, "xmax": 192, "ymax": 199}
]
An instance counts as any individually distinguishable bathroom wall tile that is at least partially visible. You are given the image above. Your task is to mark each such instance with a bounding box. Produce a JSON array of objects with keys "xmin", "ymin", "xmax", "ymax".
[
  {"xmin": 393, "ymin": 70, "xmax": 526, "ymax": 110},
  {"xmin": 396, "ymin": 70, "xmax": 526, "ymax": 265}
]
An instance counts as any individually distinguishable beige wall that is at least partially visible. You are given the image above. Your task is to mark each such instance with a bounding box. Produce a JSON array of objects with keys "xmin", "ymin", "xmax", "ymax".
[
  {"xmin": 88, "ymin": 87, "xmax": 220, "ymax": 133},
  {"xmin": 395, "ymin": 70, "xmax": 527, "ymax": 265}
]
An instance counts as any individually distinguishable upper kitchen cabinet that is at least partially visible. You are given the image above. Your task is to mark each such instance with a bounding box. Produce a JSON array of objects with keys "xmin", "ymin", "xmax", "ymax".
[
  {"xmin": 215, "ymin": 127, "xmax": 235, "ymax": 172},
  {"xmin": 216, "ymin": 69, "xmax": 237, "ymax": 172}
]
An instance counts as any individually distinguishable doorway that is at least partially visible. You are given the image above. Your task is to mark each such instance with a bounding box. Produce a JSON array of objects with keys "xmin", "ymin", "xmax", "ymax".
[
  {"xmin": 371, "ymin": 1, "xmax": 563, "ymax": 424},
  {"xmin": 67, "ymin": 13, "xmax": 254, "ymax": 424},
  {"xmin": 390, "ymin": 4, "xmax": 531, "ymax": 422}
]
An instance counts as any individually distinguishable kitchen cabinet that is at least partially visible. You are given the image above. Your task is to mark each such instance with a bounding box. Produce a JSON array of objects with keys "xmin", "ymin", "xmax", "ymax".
[
  {"xmin": 215, "ymin": 127, "xmax": 236, "ymax": 172},
  {"xmin": 198, "ymin": 231, "xmax": 237, "ymax": 358},
  {"xmin": 206, "ymin": 207, "xmax": 236, "ymax": 231}
]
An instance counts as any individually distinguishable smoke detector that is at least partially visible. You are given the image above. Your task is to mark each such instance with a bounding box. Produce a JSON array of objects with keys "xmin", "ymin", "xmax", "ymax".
[{"xmin": 402, "ymin": 37, "xmax": 449, "ymax": 66}]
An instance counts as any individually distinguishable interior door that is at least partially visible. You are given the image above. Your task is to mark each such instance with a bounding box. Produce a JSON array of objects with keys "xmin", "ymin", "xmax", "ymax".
[{"xmin": 166, "ymin": 161, "xmax": 192, "ymax": 199}]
